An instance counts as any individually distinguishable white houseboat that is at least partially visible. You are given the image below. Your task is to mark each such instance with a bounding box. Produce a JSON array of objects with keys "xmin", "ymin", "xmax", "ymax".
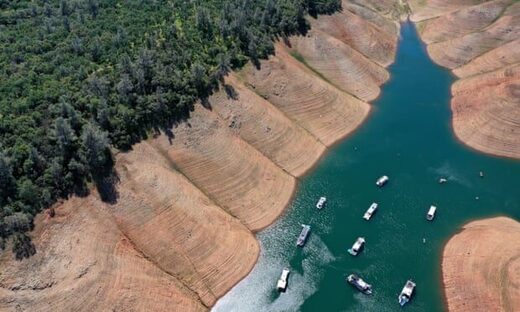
[
  {"xmin": 426, "ymin": 205, "xmax": 437, "ymax": 221},
  {"xmin": 346, "ymin": 274, "xmax": 372, "ymax": 295},
  {"xmin": 296, "ymin": 224, "xmax": 311, "ymax": 247},
  {"xmin": 398, "ymin": 280, "xmax": 416, "ymax": 306},
  {"xmin": 348, "ymin": 237, "xmax": 365, "ymax": 256},
  {"xmin": 363, "ymin": 203, "xmax": 378, "ymax": 220},
  {"xmin": 277, "ymin": 268, "xmax": 290, "ymax": 292},
  {"xmin": 316, "ymin": 197, "xmax": 327, "ymax": 209},
  {"xmin": 376, "ymin": 175, "xmax": 389, "ymax": 187}
]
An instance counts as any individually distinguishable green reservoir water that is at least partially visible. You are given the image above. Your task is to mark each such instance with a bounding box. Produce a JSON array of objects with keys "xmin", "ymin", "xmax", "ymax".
[{"xmin": 213, "ymin": 22, "xmax": 520, "ymax": 312}]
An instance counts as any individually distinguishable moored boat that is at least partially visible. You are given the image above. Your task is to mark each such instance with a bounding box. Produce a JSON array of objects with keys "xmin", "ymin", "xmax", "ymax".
[
  {"xmin": 376, "ymin": 175, "xmax": 389, "ymax": 187},
  {"xmin": 438, "ymin": 178, "xmax": 447, "ymax": 184},
  {"xmin": 346, "ymin": 274, "xmax": 372, "ymax": 295},
  {"xmin": 277, "ymin": 268, "xmax": 290, "ymax": 292},
  {"xmin": 363, "ymin": 203, "xmax": 378, "ymax": 220},
  {"xmin": 296, "ymin": 224, "xmax": 311, "ymax": 247},
  {"xmin": 426, "ymin": 205, "xmax": 437, "ymax": 221},
  {"xmin": 316, "ymin": 197, "xmax": 327, "ymax": 209},
  {"xmin": 398, "ymin": 280, "xmax": 416, "ymax": 306},
  {"xmin": 348, "ymin": 237, "xmax": 365, "ymax": 256}
]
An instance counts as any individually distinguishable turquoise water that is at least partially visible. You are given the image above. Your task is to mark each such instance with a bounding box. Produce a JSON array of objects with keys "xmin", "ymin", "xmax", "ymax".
[{"xmin": 213, "ymin": 22, "xmax": 520, "ymax": 312}]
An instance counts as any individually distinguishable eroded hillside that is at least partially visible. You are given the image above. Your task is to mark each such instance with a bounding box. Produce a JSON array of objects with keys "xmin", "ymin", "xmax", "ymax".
[
  {"xmin": 410, "ymin": 0, "xmax": 520, "ymax": 159},
  {"xmin": 442, "ymin": 217, "xmax": 520, "ymax": 312},
  {"xmin": 0, "ymin": 2, "xmax": 403, "ymax": 311}
]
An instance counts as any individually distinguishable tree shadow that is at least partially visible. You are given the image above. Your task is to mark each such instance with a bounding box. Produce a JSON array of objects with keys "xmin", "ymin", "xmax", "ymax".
[
  {"xmin": 200, "ymin": 96, "xmax": 212, "ymax": 110},
  {"xmin": 94, "ymin": 167, "xmax": 120, "ymax": 204},
  {"xmin": 224, "ymin": 84, "xmax": 239, "ymax": 100}
]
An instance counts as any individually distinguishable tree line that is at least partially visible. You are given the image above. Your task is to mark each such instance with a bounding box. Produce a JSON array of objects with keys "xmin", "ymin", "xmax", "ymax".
[{"xmin": 0, "ymin": 0, "xmax": 341, "ymax": 259}]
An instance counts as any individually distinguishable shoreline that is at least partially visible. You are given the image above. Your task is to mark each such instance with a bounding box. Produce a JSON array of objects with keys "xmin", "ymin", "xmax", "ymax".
[
  {"xmin": 0, "ymin": 4, "xmax": 408, "ymax": 311},
  {"xmin": 439, "ymin": 216, "xmax": 520, "ymax": 311},
  {"xmin": 210, "ymin": 21, "xmax": 402, "ymax": 309}
]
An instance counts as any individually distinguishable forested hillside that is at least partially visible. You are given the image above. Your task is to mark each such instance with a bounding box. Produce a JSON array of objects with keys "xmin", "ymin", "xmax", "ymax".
[{"xmin": 0, "ymin": 0, "xmax": 340, "ymax": 258}]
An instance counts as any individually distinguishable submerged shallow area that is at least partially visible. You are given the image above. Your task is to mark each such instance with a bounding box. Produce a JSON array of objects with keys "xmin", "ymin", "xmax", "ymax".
[{"xmin": 214, "ymin": 22, "xmax": 520, "ymax": 312}]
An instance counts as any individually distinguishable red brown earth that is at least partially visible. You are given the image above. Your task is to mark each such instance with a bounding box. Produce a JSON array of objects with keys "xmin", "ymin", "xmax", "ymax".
[
  {"xmin": 442, "ymin": 217, "xmax": 520, "ymax": 312},
  {"xmin": 410, "ymin": 0, "xmax": 520, "ymax": 159},
  {"xmin": 410, "ymin": 1, "xmax": 520, "ymax": 311},
  {"xmin": 0, "ymin": 3, "xmax": 402, "ymax": 311}
]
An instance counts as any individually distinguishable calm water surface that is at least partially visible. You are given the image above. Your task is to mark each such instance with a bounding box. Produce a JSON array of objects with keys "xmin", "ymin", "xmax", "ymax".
[{"xmin": 213, "ymin": 22, "xmax": 520, "ymax": 312}]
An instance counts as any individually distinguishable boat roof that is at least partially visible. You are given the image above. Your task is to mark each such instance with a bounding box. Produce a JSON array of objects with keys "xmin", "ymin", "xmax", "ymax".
[{"xmin": 357, "ymin": 279, "xmax": 369, "ymax": 288}]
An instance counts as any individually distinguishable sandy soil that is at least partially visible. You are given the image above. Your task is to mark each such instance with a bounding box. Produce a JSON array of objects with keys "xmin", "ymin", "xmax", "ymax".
[
  {"xmin": 424, "ymin": 4, "xmax": 520, "ymax": 70},
  {"xmin": 451, "ymin": 64, "xmax": 520, "ymax": 158},
  {"xmin": 240, "ymin": 46, "xmax": 371, "ymax": 146},
  {"xmin": 208, "ymin": 74, "xmax": 326, "ymax": 177},
  {"xmin": 409, "ymin": 0, "xmax": 488, "ymax": 22},
  {"xmin": 412, "ymin": 0, "xmax": 520, "ymax": 159},
  {"xmin": 453, "ymin": 39, "xmax": 520, "ymax": 78},
  {"xmin": 113, "ymin": 141, "xmax": 260, "ymax": 306},
  {"xmin": 150, "ymin": 107, "xmax": 296, "ymax": 231},
  {"xmin": 309, "ymin": 3, "xmax": 399, "ymax": 67},
  {"xmin": 0, "ymin": 196, "xmax": 207, "ymax": 312},
  {"xmin": 0, "ymin": 3, "xmax": 401, "ymax": 311},
  {"xmin": 286, "ymin": 29, "xmax": 390, "ymax": 101},
  {"xmin": 442, "ymin": 217, "xmax": 520, "ymax": 312}
]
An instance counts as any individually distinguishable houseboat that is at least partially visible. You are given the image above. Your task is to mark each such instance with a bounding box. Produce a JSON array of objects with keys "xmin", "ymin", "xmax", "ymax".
[
  {"xmin": 426, "ymin": 205, "xmax": 437, "ymax": 221},
  {"xmin": 376, "ymin": 175, "xmax": 389, "ymax": 187},
  {"xmin": 316, "ymin": 197, "xmax": 327, "ymax": 209},
  {"xmin": 398, "ymin": 280, "xmax": 416, "ymax": 306},
  {"xmin": 296, "ymin": 224, "xmax": 311, "ymax": 247},
  {"xmin": 277, "ymin": 268, "xmax": 290, "ymax": 292},
  {"xmin": 363, "ymin": 203, "xmax": 378, "ymax": 220},
  {"xmin": 348, "ymin": 237, "xmax": 365, "ymax": 256},
  {"xmin": 346, "ymin": 274, "xmax": 372, "ymax": 295}
]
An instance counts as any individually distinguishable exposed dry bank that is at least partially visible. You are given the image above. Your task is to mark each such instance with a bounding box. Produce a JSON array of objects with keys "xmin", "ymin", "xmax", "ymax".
[
  {"xmin": 408, "ymin": 2, "xmax": 520, "ymax": 311},
  {"xmin": 410, "ymin": 0, "xmax": 520, "ymax": 159},
  {"xmin": 0, "ymin": 2, "xmax": 402, "ymax": 311},
  {"xmin": 442, "ymin": 217, "xmax": 520, "ymax": 312}
]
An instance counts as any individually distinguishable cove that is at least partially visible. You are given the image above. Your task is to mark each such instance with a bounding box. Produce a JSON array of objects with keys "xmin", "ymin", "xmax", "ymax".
[{"xmin": 213, "ymin": 22, "xmax": 520, "ymax": 312}]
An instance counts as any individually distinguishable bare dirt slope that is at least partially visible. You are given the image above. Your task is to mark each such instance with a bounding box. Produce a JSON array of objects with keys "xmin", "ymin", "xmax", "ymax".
[
  {"xmin": 240, "ymin": 46, "xmax": 370, "ymax": 146},
  {"xmin": 409, "ymin": 0, "xmax": 489, "ymax": 22},
  {"xmin": 309, "ymin": 4, "xmax": 398, "ymax": 67},
  {"xmin": 442, "ymin": 217, "xmax": 520, "ymax": 312},
  {"xmin": 412, "ymin": 0, "xmax": 520, "ymax": 159},
  {"xmin": 150, "ymin": 107, "xmax": 296, "ymax": 231},
  {"xmin": 0, "ymin": 3, "xmax": 401, "ymax": 311},
  {"xmin": 451, "ymin": 64, "xmax": 520, "ymax": 158},
  {"xmin": 286, "ymin": 29, "xmax": 390, "ymax": 101},
  {"xmin": 113, "ymin": 141, "xmax": 259, "ymax": 306},
  {"xmin": 208, "ymin": 74, "xmax": 326, "ymax": 177},
  {"xmin": 0, "ymin": 196, "xmax": 207, "ymax": 312}
]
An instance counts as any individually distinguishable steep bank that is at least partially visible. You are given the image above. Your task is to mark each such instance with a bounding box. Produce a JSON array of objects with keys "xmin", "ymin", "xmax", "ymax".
[
  {"xmin": 409, "ymin": 0, "xmax": 520, "ymax": 159},
  {"xmin": 0, "ymin": 2, "xmax": 401, "ymax": 311},
  {"xmin": 442, "ymin": 217, "xmax": 520, "ymax": 312}
]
